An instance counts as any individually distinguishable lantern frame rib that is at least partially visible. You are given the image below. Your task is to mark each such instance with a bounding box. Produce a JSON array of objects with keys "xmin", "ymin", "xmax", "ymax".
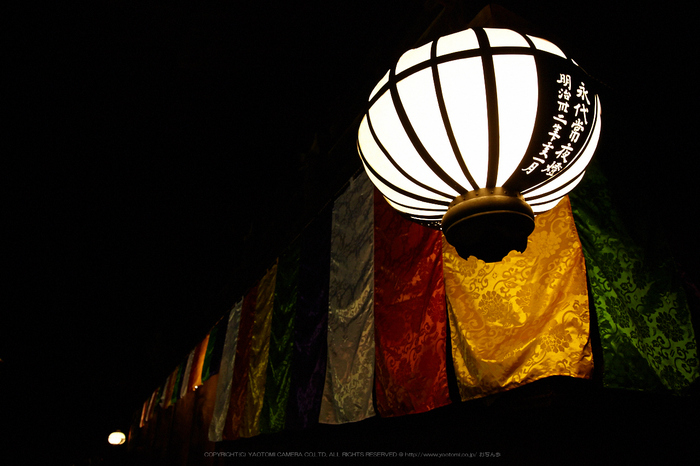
[
  {"xmin": 388, "ymin": 67, "xmax": 469, "ymax": 195},
  {"xmin": 364, "ymin": 112, "xmax": 455, "ymax": 201},
  {"xmin": 358, "ymin": 143, "xmax": 451, "ymax": 210},
  {"xmin": 429, "ymin": 39, "xmax": 480, "ymax": 191},
  {"xmin": 473, "ymin": 28, "xmax": 500, "ymax": 189}
]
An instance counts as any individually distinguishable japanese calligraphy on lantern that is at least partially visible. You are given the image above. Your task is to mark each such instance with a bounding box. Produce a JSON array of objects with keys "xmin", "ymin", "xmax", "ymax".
[{"xmin": 522, "ymin": 74, "xmax": 591, "ymax": 177}]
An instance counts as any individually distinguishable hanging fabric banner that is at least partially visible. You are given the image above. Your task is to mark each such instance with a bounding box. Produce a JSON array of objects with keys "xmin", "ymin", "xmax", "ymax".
[
  {"xmin": 443, "ymin": 196, "xmax": 594, "ymax": 401},
  {"xmin": 156, "ymin": 380, "xmax": 166, "ymax": 409},
  {"xmin": 144, "ymin": 389, "xmax": 158, "ymax": 424},
  {"xmin": 286, "ymin": 210, "xmax": 331, "ymax": 430},
  {"xmin": 208, "ymin": 298, "xmax": 243, "ymax": 442},
  {"xmin": 319, "ymin": 172, "xmax": 376, "ymax": 424},
  {"xmin": 169, "ymin": 363, "xmax": 184, "ymax": 406},
  {"xmin": 188, "ymin": 335, "xmax": 210, "ymax": 392},
  {"xmin": 202, "ymin": 316, "xmax": 228, "ymax": 383},
  {"xmin": 569, "ymin": 164, "xmax": 700, "ymax": 392},
  {"xmin": 373, "ymin": 189, "xmax": 451, "ymax": 417},
  {"xmin": 158, "ymin": 377, "xmax": 168, "ymax": 409},
  {"xmin": 200, "ymin": 324, "xmax": 219, "ymax": 384},
  {"xmin": 147, "ymin": 385, "xmax": 161, "ymax": 422},
  {"xmin": 162, "ymin": 369, "xmax": 177, "ymax": 409},
  {"xmin": 165, "ymin": 382, "xmax": 196, "ymax": 465},
  {"xmin": 240, "ymin": 263, "xmax": 278, "ymax": 438},
  {"xmin": 179, "ymin": 349, "xmax": 194, "ymax": 399},
  {"xmin": 152, "ymin": 395, "xmax": 175, "ymax": 460},
  {"xmin": 187, "ymin": 373, "xmax": 219, "ymax": 463},
  {"xmin": 139, "ymin": 398, "xmax": 148, "ymax": 428},
  {"xmin": 260, "ymin": 245, "xmax": 300, "ymax": 434},
  {"xmin": 223, "ymin": 284, "xmax": 258, "ymax": 440}
]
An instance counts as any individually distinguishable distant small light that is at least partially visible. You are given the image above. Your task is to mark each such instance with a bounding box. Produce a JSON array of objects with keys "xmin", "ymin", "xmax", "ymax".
[{"xmin": 108, "ymin": 431, "xmax": 126, "ymax": 445}]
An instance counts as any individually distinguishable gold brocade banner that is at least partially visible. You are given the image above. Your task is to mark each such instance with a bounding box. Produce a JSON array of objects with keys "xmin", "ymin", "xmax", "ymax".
[
  {"xmin": 443, "ymin": 196, "xmax": 593, "ymax": 401},
  {"xmin": 240, "ymin": 262, "xmax": 278, "ymax": 438}
]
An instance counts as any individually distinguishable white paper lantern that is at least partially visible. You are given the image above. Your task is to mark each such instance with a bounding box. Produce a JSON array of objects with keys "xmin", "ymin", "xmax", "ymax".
[{"xmin": 357, "ymin": 27, "xmax": 601, "ymax": 261}]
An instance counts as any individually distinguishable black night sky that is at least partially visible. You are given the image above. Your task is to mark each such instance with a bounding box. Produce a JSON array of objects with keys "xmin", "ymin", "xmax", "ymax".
[{"xmin": 5, "ymin": 2, "xmax": 699, "ymax": 464}]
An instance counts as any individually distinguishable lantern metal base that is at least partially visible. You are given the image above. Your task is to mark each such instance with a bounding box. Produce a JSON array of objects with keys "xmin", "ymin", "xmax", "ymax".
[{"xmin": 441, "ymin": 188, "xmax": 535, "ymax": 263}]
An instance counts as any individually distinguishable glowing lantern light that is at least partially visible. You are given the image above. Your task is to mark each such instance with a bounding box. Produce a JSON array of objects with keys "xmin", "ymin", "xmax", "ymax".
[
  {"xmin": 108, "ymin": 430, "xmax": 126, "ymax": 445},
  {"xmin": 357, "ymin": 27, "xmax": 602, "ymax": 261}
]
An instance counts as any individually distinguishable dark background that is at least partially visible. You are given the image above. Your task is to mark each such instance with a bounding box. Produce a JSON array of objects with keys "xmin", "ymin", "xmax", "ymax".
[{"xmin": 4, "ymin": 1, "xmax": 698, "ymax": 464}]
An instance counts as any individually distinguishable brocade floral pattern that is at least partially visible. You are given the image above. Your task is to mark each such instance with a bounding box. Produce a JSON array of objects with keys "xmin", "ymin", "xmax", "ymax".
[
  {"xmin": 319, "ymin": 173, "xmax": 376, "ymax": 424},
  {"xmin": 443, "ymin": 196, "xmax": 594, "ymax": 400},
  {"xmin": 373, "ymin": 189, "xmax": 451, "ymax": 417},
  {"xmin": 570, "ymin": 165, "xmax": 699, "ymax": 393}
]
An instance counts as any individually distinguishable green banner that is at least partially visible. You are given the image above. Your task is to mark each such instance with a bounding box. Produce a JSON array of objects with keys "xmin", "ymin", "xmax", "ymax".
[{"xmin": 570, "ymin": 163, "xmax": 699, "ymax": 393}]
